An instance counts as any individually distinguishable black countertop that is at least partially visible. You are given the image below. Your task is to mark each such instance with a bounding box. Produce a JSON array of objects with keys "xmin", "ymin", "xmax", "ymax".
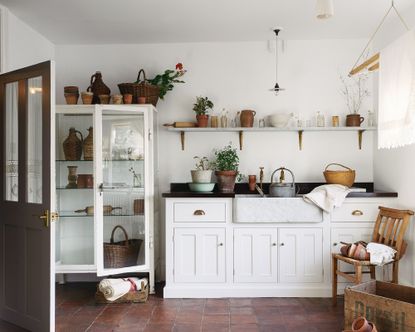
[{"xmin": 162, "ymin": 183, "xmax": 398, "ymax": 198}]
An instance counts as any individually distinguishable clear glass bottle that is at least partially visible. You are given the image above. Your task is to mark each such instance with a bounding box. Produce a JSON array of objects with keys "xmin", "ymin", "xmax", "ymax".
[
  {"xmin": 316, "ymin": 111, "xmax": 325, "ymax": 127},
  {"xmin": 367, "ymin": 110, "xmax": 375, "ymax": 127}
]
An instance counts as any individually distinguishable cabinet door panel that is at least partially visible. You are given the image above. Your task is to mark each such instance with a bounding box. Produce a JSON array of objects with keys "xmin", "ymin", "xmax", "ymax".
[
  {"xmin": 279, "ymin": 228, "xmax": 323, "ymax": 283},
  {"xmin": 174, "ymin": 228, "xmax": 225, "ymax": 283},
  {"xmin": 234, "ymin": 228, "xmax": 277, "ymax": 283}
]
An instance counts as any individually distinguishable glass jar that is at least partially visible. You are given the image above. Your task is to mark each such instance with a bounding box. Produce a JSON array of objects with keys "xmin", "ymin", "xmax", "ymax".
[{"xmin": 316, "ymin": 112, "xmax": 325, "ymax": 127}]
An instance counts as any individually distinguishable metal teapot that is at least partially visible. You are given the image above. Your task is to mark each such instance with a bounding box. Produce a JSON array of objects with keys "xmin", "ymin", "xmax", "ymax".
[{"xmin": 269, "ymin": 167, "xmax": 296, "ymax": 197}]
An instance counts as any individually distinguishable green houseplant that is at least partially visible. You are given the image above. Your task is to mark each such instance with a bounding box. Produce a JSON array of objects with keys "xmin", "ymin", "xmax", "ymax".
[
  {"xmin": 193, "ymin": 96, "xmax": 213, "ymax": 127},
  {"xmin": 213, "ymin": 144, "xmax": 239, "ymax": 192},
  {"xmin": 147, "ymin": 63, "xmax": 186, "ymax": 100},
  {"xmin": 191, "ymin": 156, "xmax": 213, "ymax": 183}
]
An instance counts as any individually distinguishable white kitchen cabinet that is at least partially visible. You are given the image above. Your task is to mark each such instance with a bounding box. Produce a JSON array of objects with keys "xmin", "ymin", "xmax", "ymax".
[
  {"xmin": 233, "ymin": 228, "xmax": 277, "ymax": 283},
  {"xmin": 54, "ymin": 105, "xmax": 158, "ymax": 292},
  {"xmin": 279, "ymin": 228, "xmax": 323, "ymax": 283},
  {"xmin": 173, "ymin": 227, "xmax": 226, "ymax": 283}
]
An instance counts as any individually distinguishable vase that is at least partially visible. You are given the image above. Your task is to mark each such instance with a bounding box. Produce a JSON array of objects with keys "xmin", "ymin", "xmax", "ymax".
[
  {"xmin": 87, "ymin": 71, "xmax": 111, "ymax": 104},
  {"xmin": 240, "ymin": 110, "xmax": 256, "ymax": 127},
  {"xmin": 83, "ymin": 127, "xmax": 93, "ymax": 161},
  {"xmin": 346, "ymin": 114, "xmax": 364, "ymax": 127},
  {"xmin": 63, "ymin": 127, "xmax": 83, "ymax": 161},
  {"xmin": 66, "ymin": 166, "xmax": 78, "ymax": 189}
]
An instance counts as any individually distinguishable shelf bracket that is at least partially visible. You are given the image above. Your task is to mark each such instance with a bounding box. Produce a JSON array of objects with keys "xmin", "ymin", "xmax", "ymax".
[
  {"xmin": 239, "ymin": 131, "xmax": 244, "ymax": 150},
  {"xmin": 298, "ymin": 130, "xmax": 304, "ymax": 150},
  {"xmin": 180, "ymin": 131, "xmax": 185, "ymax": 151},
  {"xmin": 358, "ymin": 130, "xmax": 365, "ymax": 150}
]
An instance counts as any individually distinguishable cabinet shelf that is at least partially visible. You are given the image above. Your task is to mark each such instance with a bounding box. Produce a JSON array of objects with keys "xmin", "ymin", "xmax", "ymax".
[
  {"xmin": 167, "ymin": 126, "xmax": 376, "ymax": 151},
  {"xmin": 59, "ymin": 214, "xmax": 143, "ymax": 218}
]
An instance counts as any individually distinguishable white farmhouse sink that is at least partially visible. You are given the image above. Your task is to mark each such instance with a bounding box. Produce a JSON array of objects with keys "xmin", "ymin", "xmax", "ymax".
[{"xmin": 234, "ymin": 195, "xmax": 323, "ymax": 223}]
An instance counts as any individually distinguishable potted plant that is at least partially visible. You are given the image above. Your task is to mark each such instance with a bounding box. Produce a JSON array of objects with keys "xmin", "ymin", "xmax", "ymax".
[
  {"xmin": 340, "ymin": 73, "xmax": 370, "ymax": 127},
  {"xmin": 193, "ymin": 96, "xmax": 213, "ymax": 127},
  {"xmin": 213, "ymin": 144, "xmax": 239, "ymax": 192},
  {"xmin": 148, "ymin": 63, "xmax": 186, "ymax": 99},
  {"xmin": 191, "ymin": 156, "xmax": 213, "ymax": 183}
]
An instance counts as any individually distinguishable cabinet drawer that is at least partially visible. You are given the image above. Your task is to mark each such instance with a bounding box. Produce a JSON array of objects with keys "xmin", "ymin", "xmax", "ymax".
[
  {"xmin": 331, "ymin": 203, "xmax": 379, "ymax": 222},
  {"xmin": 173, "ymin": 202, "xmax": 227, "ymax": 223}
]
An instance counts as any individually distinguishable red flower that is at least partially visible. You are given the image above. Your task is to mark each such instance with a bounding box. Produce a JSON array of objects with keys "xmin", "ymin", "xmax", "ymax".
[{"xmin": 175, "ymin": 63, "xmax": 183, "ymax": 71}]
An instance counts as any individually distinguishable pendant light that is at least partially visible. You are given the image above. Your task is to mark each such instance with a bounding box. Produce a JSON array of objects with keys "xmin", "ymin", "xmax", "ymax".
[
  {"xmin": 269, "ymin": 28, "xmax": 285, "ymax": 95},
  {"xmin": 316, "ymin": 0, "xmax": 334, "ymax": 19}
]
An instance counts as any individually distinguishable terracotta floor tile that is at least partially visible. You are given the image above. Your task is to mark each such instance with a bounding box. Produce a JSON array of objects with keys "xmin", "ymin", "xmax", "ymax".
[
  {"xmin": 204, "ymin": 305, "xmax": 230, "ymax": 315},
  {"xmin": 201, "ymin": 323, "xmax": 230, "ymax": 332},
  {"xmin": 144, "ymin": 322, "xmax": 174, "ymax": 332},
  {"xmin": 230, "ymin": 324, "xmax": 259, "ymax": 332},
  {"xmin": 230, "ymin": 307, "xmax": 254, "ymax": 315},
  {"xmin": 173, "ymin": 323, "xmax": 202, "ymax": 332},
  {"xmin": 206, "ymin": 299, "xmax": 230, "ymax": 307},
  {"xmin": 230, "ymin": 314, "xmax": 257, "ymax": 325},
  {"xmin": 176, "ymin": 312, "xmax": 203, "ymax": 324},
  {"xmin": 203, "ymin": 314, "xmax": 230, "ymax": 324},
  {"xmin": 229, "ymin": 298, "xmax": 252, "ymax": 307}
]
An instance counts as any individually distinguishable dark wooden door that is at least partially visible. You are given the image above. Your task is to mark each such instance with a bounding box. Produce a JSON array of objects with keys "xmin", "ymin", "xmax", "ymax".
[{"xmin": 0, "ymin": 61, "xmax": 53, "ymax": 332}]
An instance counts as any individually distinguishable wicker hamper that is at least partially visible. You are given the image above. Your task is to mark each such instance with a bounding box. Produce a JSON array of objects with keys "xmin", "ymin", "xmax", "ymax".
[
  {"xmin": 104, "ymin": 225, "xmax": 142, "ymax": 269},
  {"xmin": 118, "ymin": 69, "xmax": 160, "ymax": 106}
]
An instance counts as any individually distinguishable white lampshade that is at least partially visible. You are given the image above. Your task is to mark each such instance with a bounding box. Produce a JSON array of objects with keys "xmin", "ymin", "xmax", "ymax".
[{"xmin": 316, "ymin": 0, "xmax": 334, "ymax": 19}]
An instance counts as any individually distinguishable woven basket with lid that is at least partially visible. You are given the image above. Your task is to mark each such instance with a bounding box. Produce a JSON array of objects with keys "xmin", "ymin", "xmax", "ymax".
[{"xmin": 323, "ymin": 163, "xmax": 355, "ymax": 187}]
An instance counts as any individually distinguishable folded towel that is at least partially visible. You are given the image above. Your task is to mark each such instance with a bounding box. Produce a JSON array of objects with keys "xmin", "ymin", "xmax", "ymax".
[
  {"xmin": 366, "ymin": 242, "xmax": 396, "ymax": 266},
  {"xmin": 303, "ymin": 184, "xmax": 351, "ymax": 213},
  {"xmin": 99, "ymin": 277, "xmax": 146, "ymax": 301}
]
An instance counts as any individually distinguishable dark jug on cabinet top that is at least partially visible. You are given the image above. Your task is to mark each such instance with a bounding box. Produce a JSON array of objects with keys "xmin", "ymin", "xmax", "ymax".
[{"xmin": 87, "ymin": 71, "xmax": 111, "ymax": 104}]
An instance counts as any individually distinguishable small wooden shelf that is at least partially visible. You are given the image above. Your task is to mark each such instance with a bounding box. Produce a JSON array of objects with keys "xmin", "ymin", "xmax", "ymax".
[{"xmin": 167, "ymin": 127, "xmax": 376, "ymax": 151}]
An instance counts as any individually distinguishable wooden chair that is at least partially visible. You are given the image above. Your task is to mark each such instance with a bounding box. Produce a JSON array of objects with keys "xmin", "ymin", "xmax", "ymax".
[{"xmin": 332, "ymin": 206, "xmax": 414, "ymax": 306}]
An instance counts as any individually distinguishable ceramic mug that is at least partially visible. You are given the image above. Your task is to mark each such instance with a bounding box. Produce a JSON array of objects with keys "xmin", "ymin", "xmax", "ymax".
[{"xmin": 346, "ymin": 114, "xmax": 364, "ymax": 127}]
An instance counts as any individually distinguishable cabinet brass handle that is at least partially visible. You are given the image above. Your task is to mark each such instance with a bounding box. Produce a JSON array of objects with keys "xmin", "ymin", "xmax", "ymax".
[
  {"xmin": 193, "ymin": 210, "xmax": 206, "ymax": 216},
  {"xmin": 352, "ymin": 210, "xmax": 363, "ymax": 216}
]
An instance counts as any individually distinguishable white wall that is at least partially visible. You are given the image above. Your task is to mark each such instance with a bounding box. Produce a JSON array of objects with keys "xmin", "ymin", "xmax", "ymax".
[
  {"xmin": 373, "ymin": 3, "xmax": 415, "ymax": 285},
  {"xmin": 55, "ymin": 39, "xmax": 374, "ymax": 187},
  {"xmin": 3, "ymin": 8, "xmax": 54, "ymax": 72},
  {"xmin": 55, "ymin": 39, "xmax": 374, "ymax": 279}
]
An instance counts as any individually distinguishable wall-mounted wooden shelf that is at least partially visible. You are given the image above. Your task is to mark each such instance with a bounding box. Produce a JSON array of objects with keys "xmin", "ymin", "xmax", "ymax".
[{"xmin": 166, "ymin": 127, "xmax": 376, "ymax": 151}]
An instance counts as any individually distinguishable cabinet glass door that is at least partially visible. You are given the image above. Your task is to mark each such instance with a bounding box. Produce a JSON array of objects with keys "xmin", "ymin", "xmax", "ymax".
[
  {"xmin": 96, "ymin": 107, "xmax": 149, "ymax": 275},
  {"xmin": 55, "ymin": 107, "xmax": 95, "ymax": 271}
]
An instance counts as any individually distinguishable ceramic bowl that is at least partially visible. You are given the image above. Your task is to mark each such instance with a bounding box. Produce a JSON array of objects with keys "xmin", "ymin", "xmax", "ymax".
[
  {"xmin": 188, "ymin": 182, "xmax": 215, "ymax": 192},
  {"xmin": 269, "ymin": 113, "xmax": 292, "ymax": 128}
]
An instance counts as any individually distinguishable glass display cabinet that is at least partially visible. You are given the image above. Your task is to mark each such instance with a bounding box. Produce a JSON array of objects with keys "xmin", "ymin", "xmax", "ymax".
[{"xmin": 54, "ymin": 104, "xmax": 157, "ymax": 293}]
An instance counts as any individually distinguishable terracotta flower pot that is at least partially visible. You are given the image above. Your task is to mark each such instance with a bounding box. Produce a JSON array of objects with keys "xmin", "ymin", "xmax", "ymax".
[
  {"xmin": 352, "ymin": 317, "xmax": 371, "ymax": 332},
  {"xmin": 123, "ymin": 94, "xmax": 133, "ymax": 104},
  {"xmin": 215, "ymin": 170, "xmax": 237, "ymax": 192},
  {"xmin": 64, "ymin": 93, "xmax": 79, "ymax": 105},
  {"xmin": 196, "ymin": 115, "xmax": 209, "ymax": 127},
  {"xmin": 81, "ymin": 91, "xmax": 93, "ymax": 105},
  {"xmin": 346, "ymin": 114, "xmax": 364, "ymax": 127}
]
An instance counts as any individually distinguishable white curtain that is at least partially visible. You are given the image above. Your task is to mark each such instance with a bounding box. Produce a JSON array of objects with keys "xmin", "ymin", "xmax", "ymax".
[{"xmin": 378, "ymin": 29, "xmax": 415, "ymax": 149}]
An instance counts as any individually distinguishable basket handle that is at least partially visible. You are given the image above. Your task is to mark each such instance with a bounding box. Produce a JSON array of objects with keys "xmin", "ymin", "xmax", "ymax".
[
  {"xmin": 324, "ymin": 163, "xmax": 353, "ymax": 171},
  {"xmin": 110, "ymin": 225, "xmax": 129, "ymax": 246},
  {"xmin": 136, "ymin": 69, "xmax": 147, "ymax": 82},
  {"xmin": 75, "ymin": 130, "xmax": 83, "ymax": 143}
]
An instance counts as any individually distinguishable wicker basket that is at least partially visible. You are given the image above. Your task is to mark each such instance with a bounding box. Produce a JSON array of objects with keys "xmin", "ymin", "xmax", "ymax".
[
  {"xmin": 323, "ymin": 163, "xmax": 355, "ymax": 187},
  {"xmin": 104, "ymin": 225, "xmax": 142, "ymax": 268},
  {"xmin": 95, "ymin": 281, "xmax": 149, "ymax": 304},
  {"xmin": 118, "ymin": 69, "xmax": 160, "ymax": 106}
]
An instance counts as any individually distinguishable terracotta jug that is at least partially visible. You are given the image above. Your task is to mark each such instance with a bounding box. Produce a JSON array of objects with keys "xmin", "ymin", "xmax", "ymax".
[
  {"xmin": 83, "ymin": 127, "xmax": 93, "ymax": 161},
  {"xmin": 240, "ymin": 110, "xmax": 256, "ymax": 127},
  {"xmin": 88, "ymin": 71, "xmax": 111, "ymax": 104},
  {"xmin": 63, "ymin": 127, "xmax": 83, "ymax": 160}
]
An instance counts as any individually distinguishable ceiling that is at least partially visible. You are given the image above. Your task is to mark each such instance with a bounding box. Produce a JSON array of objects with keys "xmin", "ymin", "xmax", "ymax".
[{"xmin": 1, "ymin": 0, "xmax": 413, "ymax": 44}]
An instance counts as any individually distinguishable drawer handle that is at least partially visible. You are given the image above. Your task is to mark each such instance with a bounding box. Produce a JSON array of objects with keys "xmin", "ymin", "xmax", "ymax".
[
  {"xmin": 218, "ymin": 243, "xmax": 224, "ymax": 247},
  {"xmin": 280, "ymin": 243, "xmax": 285, "ymax": 247},
  {"xmin": 352, "ymin": 210, "xmax": 363, "ymax": 216},
  {"xmin": 333, "ymin": 242, "xmax": 338, "ymax": 247},
  {"xmin": 193, "ymin": 210, "xmax": 205, "ymax": 216},
  {"xmin": 272, "ymin": 243, "xmax": 277, "ymax": 246}
]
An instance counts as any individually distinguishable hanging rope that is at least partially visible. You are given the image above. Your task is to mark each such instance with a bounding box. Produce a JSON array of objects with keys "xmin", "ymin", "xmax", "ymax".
[{"xmin": 349, "ymin": 0, "xmax": 410, "ymax": 76}]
